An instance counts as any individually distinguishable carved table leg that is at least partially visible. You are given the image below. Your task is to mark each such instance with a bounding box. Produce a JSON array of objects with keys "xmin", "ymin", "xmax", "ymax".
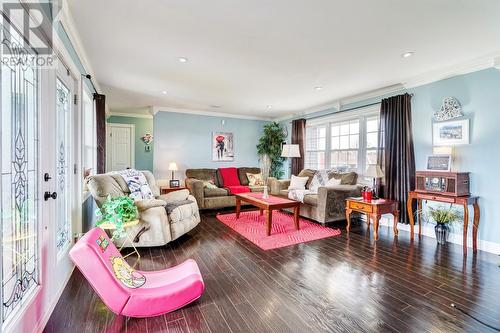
[
  {"xmin": 366, "ymin": 213, "xmax": 371, "ymax": 226},
  {"xmin": 266, "ymin": 209, "xmax": 272, "ymax": 236},
  {"xmin": 473, "ymin": 201, "xmax": 480, "ymax": 252},
  {"xmin": 417, "ymin": 199, "xmax": 423, "ymax": 236},
  {"xmin": 407, "ymin": 195, "xmax": 415, "ymax": 240},
  {"xmin": 235, "ymin": 198, "xmax": 241, "ymax": 219},
  {"xmin": 463, "ymin": 204, "xmax": 469, "ymax": 252},
  {"xmin": 393, "ymin": 210, "xmax": 399, "ymax": 237},
  {"xmin": 373, "ymin": 214, "xmax": 380, "ymax": 241},
  {"xmin": 345, "ymin": 208, "xmax": 352, "ymax": 232}
]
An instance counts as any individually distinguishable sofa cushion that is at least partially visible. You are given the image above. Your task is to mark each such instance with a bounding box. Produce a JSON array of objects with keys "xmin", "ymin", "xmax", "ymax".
[
  {"xmin": 279, "ymin": 189, "xmax": 289, "ymax": 197},
  {"xmin": 298, "ymin": 169, "xmax": 316, "ymax": 189},
  {"xmin": 303, "ymin": 194, "xmax": 318, "ymax": 206},
  {"xmin": 237, "ymin": 167, "xmax": 261, "ymax": 185},
  {"xmin": 329, "ymin": 171, "xmax": 358, "ymax": 185},
  {"xmin": 186, "ymin": 168, "xmax": 218, "ymax": 184},
  {"xmin": 249, "ymin": 186, "xmax": 265, "ymax": 192},
  {"xmin": 219, "ymin": 167, "xmax": 241, "ymax": 186},
  {"xmin": 204, "ymin": 187, "xmax": 229, "ymax": 198}
]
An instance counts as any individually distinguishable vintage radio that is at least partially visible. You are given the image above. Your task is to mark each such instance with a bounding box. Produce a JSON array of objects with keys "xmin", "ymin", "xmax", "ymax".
[{"xmin": 415, "ymin": 171, "xmax": 470, "ymax": 197}]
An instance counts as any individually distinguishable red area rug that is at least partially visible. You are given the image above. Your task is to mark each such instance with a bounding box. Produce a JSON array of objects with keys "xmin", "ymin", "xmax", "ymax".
[{"xmin": 216, "ymin": 210, "xmax": 341, "ymax": 250}]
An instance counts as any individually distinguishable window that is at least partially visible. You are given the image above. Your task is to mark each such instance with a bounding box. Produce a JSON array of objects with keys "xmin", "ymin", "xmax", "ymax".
[
  {"xmin": 304, "ymin": 106, "xmax": 382, "ymax": 181},
  {"xmin": 82, "ymin": 90, "xmax": 96, "ymax": 180},
  {"xmin": 305, "ymin": 126, "xmax": 326, "ymax": 169}
]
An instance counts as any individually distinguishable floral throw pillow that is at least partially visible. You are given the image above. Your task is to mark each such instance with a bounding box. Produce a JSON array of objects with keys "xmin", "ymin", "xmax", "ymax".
[
  {"xmin": 309, "ymin": 169, "xmax": 331, "ymax": 193},
  {"xmin": 246, "ymin": 173, "xmax": 264, "ymax": 186},
  {"xmin": 202, "ymin": 179, "xmax": 218, "ymax": 189}
]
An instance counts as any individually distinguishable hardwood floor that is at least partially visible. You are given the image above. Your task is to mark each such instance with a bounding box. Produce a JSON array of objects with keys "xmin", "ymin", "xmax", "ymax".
[{"xmin": 44, "ymin": 210, "xmax": 500, "ymax": 333}]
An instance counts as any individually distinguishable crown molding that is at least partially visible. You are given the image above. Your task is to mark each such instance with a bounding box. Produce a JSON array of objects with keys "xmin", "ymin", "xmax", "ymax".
[
  {"xmin": 108, "ymin": 112, "xmax": 153, "ymax": 119},
  {"xmin": 151, "ymin": 106, "xmax": 273, "ymax": 121},
  {"xmin": 403, "ymin": 51, "xmax": 500, "ymax": 89}
]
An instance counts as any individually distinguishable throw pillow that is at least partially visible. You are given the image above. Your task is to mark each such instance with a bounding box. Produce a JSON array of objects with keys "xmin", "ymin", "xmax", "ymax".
[
  {"xmin": 309, "ymin": 169, "xmax": 331, "ymax": 193},
  {"xmin": 246, "ymin": 173, "xmax": 264, "ymax": 186},
  {"xmin": 326, "ymin": 177, "xmax": 342, "ymax": 186},
  {"xmin": 288, "ymin": 175, "xmax": 309, "ymax": 190},
  {"xmin": 202, "ymin": 180, "xmax": 218, "ymax": 189},
  {"xmin": 328, "ymin": 171, "xmax": 358, "ymax": 185}
]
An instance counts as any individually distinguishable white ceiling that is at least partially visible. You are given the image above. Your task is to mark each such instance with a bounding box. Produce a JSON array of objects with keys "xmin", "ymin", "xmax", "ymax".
[{"xmin": 67, "ymin": 0, "xmax": 500, "ymax": 118}]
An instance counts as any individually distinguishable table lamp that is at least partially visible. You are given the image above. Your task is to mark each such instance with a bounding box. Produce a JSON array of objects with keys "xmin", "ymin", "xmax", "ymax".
[
  {"xmin": 168, "ymin": 162, "xmax": 179, "ymax": 187},
  {"xmin": 365, "ymin": 164, "xmax": 384, "ymax": 199},
  {"xmin": 281, "ymin": 144, "xmax": 301, "ymax": 176}
]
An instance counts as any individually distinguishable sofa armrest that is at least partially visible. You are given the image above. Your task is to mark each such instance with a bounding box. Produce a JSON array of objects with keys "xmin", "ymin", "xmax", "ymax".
[
  {"xmin": 185, "ymin": 178, "xmax": 205, "ymax": 208},
  {"xmin": 134, "ymin": 199, "xmax": 167, "ymax": 212},
  {"xmin": 317, "ymin": 184, "xmax": 363, "ymax": 218},
  {"xmin": 268, "ymin": 177, "xmax": 291, "ymax": 195}
]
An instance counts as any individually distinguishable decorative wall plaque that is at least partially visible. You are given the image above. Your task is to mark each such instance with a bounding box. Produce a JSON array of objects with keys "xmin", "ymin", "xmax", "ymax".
[{"xmin": 434, "ymin": 97, "xmax": 463, "ymax": 121}]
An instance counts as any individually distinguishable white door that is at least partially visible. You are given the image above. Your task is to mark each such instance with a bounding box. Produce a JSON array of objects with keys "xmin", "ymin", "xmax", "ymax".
[
  {"xmin": 1, "ymin": 29, "xmax": 78, "ymax": 332},
  {"xmin": 108, "ymin": 124, "xmax": 134, "ymax": 171}
]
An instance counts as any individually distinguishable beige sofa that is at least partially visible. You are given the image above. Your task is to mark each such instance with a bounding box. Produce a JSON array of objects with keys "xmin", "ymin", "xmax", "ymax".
[
  {"xmin": 185, "ymin": 167, "xmax": 267, "ymax": 209},
  {"xmin": 87, "ymin": 170, "xmax": 200, "ymax": 247},
  {"xmin": 269, "ymin": 169, "xmax": 362, "ymax": 224}
]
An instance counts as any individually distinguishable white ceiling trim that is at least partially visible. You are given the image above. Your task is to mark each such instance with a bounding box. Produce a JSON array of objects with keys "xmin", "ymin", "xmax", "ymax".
[
  {"xmin": 151, "ymin": 106, "xmax": 273, "ymax": 121},
  {"xmin": 108, "ymin": 112, "xmax": 153, "ymax": 119}
]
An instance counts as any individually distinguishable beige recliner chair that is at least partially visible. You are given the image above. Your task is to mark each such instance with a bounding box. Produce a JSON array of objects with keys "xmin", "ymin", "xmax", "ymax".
[{"xmin": 87, "ymin": 170, "xmax": 200, "ymax": 247}]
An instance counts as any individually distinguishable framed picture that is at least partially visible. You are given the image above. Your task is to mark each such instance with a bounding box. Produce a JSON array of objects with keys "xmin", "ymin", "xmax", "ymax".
[
  {"xmin": 169, "ymin": 179, "xmax": 180, "ymax": 188},
  {"xmin": 426, "ymin": 155, "xmax": 452, "ymax": 172},
  {"xmin": 432, "ymin": 118, "xmax": 469, "ymax": 146},
  {"xmin": 212, "ymin": 132, "xmax": 234, "ymax": 161}
]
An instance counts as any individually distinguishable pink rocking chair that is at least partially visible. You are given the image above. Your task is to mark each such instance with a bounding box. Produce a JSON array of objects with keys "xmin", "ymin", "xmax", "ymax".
[{"xmin": 69, "ymin": 227, "xmax": 204, "ymax": 318}]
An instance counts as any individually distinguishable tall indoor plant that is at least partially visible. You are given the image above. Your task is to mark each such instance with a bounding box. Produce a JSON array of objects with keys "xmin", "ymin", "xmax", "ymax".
[
  {"xmin": 257, "ymin": 122, "xmax": 287, "ymax": 178},
  {"xmin": 426, "ymin": 205, "xmax": 462, "ymax": 244}
]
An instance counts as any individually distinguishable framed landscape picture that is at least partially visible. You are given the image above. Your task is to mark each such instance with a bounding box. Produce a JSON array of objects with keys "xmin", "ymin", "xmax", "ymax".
[
  {"xmin": 212, "ymin": 132, "xmax": 234, "ymax": 161},
  {"xmin": 432, "ymin": 118, "xmax": 469, "ymax": 146}
]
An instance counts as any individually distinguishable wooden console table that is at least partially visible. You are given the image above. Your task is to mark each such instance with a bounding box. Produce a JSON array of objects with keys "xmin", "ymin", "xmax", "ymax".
[
  {"xmin": 345, "ymin": 198, "xmax": 399, "ymax": 240},
  {"xmin": 407, "ymin": 191, "xmax": 480, "ymax": 251}
]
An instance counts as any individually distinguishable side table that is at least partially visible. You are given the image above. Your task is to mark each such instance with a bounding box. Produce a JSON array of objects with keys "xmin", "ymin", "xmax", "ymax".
[{"xmin": 345, "ymin": 198, "xmax": 399, "ymax": 240}]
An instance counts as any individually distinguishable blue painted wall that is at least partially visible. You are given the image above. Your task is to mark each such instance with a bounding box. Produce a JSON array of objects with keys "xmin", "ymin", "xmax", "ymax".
[
  {"xmin": 281, "ymin": 68, "xmax": 500, "ymax": 246},
  {"xmin": 107, "ymin": 116, "xmax": 154, "ymax": 171},
  {"xmin": 153, "ymin": 112, "xmax": 268, "ymax": 179}
]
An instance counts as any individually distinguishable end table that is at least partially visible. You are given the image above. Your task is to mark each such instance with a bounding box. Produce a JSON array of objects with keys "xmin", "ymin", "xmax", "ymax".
[
  {"xmin": 160, "ymin": 185, "xmax": 187, "ymax": 195},
  {"xmin": 345, "ymin": 198, "xmax": 399, "ymax": 240}
]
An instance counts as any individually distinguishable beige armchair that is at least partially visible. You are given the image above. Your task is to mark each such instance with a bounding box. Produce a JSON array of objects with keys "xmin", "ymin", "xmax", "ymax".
[{"xmin": 87, "ymin": 170, "xmax": 200, "ymax": 247}]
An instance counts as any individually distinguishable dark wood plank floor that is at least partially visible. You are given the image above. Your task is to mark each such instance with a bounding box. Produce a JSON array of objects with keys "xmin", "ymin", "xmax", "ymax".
[{"xmin": 44, "ymin": 210, "xmax": 500, "ymax": 333}]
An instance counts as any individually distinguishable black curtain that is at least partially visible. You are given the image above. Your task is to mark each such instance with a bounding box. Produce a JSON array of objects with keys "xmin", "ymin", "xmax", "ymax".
[
  {"xmin": 291, "ymin": 119, "xmax": 306, "ymax": 176},
  {"xmin": 377, "ymin": 93, "xmax": 415, "ymax": 224},
  {"xmin": 94, "ymin": 93, "xmax": 106, "ymax": 174}
]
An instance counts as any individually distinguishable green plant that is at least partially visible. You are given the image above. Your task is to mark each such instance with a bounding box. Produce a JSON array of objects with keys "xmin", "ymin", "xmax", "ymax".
[
  {"xmin": 257, "ymin": 122, "xmax": 287, "ymax": 178},
  {"xmin": 426, "ymin": 205, "xmax": 462, "ymax": 224},
  {"xmin": 95, "ymin": 195, "xmax": 138, "ymax": 238}
]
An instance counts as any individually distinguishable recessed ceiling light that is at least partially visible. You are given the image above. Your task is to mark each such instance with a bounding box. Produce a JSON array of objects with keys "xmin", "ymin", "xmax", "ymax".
[
  {"xmin": 210, "ymin": 104, "xmax": 221, "ymax": 108},
  {"xmin": 161, "ymin": 90, "xmax": 167, "ymax": 95},
  {"xmin": 401, "ymin": 52, "xmax": 414, "ymax": 58},
  {"xmin": 266, "ymin": 105, "xmax": 272, "ymax": 109},
  {"xmin": 314, "ymin": 86, "xmax": 323, "ymax": 91},
  {"xmin": 178, "ymin": 57, "xmax": 188, "ymax": 63}
]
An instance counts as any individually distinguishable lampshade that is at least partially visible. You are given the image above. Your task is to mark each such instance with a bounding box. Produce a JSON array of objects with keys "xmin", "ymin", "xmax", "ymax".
[
  {"xmin": 365, "ymin": 164, "xmax": 384, "ymax": 178},
  {"xmin": 281, "ymin": 144, "xmax": 301, "ymax": 158},
  {"xmin": 168, "ymin": 162, "xmax": 178, "ymax": 171}
]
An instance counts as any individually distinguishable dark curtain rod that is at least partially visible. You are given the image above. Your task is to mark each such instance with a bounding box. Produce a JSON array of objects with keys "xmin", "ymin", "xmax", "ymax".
[
  {"xmin": 305, "ymin": 93, "xmax": 414, "ymax": 121},
  {"xmin": 82, "ymin": 74, "xmax": 99, "ymax": 95}
]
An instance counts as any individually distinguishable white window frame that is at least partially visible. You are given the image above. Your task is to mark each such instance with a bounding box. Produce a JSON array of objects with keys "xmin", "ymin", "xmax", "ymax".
[
  {"xmin": 82, "ymin": 86, "xmax": 96, "ymax": 181},
  {"xmin": 305, "ymin": 105, "xmax": 381, "ymax": 182}
]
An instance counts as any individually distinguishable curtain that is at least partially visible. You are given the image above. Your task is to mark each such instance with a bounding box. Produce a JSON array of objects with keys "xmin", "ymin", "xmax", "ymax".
[
  {"xmin": 377, "ymin": 93, "xmax": 415, "ymax": 224},
  {"xmin": 291, "ymin": 118, "xmax": 306, "ymax": 176},
  {"xmin": 94, "ymin": 93, "xmax": 106, "ymax": 174}
]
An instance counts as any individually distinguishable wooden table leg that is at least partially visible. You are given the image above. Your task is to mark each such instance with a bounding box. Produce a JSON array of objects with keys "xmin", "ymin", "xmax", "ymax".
[
  {"xmin": 473, "ymin": 201, "xmax": 480, "ymax": 252},
  {"xmin": 372, "ymin": 214, "xmax": 380, "ymax": 241},
  {"xmin": 393, "ymin": 210, "xmax": 399, "ymax": 236},
  {"xmin": 407, "ymin": 195, "xmax": 415, "ymax": 240},
  {"xmin": 293, "ymin": 205, "xmax": 300, "ymax": 230},
  {"xmin": 259, "ymin": 208, "xmax": 263, "ymax": 216},
  {"xmin": 366, "ymin": 213, "xmax": 371, "ymax": 226},
  {"xmin": 345, "ymin": 208, "xmax": 352, "ymax": 232},
  {"xmin": 266, "ymin": 209, "xmax": 272, "ymax": 236},
  {"xmin": 463, "ymin": 203, "xmax": 469, "ymax": 252},
  {"xmin": 417, "ymin": 199, "xmax": 423, "ymax": 236},
  {"xmin": 235, "ymin": 198, "xmax": 241, "ymax": 219}
]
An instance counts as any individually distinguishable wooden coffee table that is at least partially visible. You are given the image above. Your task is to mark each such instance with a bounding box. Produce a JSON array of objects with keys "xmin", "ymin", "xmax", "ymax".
[{"xmin": 235, "ymin": 193, "xmax": 301, "ymax": 236}]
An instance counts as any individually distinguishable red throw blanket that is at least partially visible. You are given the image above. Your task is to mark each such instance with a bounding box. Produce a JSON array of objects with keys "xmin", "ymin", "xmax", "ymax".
[
  {"xmin": 226, "ymin": 185, "xmax": 251, "ymax": 194},
  {"xmin": 218, "ymin": 167, "xmax": 250, "ymax": 194}
]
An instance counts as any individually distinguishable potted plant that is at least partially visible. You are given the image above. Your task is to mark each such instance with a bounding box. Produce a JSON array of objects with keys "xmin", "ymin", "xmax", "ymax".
[
  {"xmin": 426, "ymin": 205, "xmax": 462, "ymax": 245},
  {"xmin": 95, "ymin": 195, "xmax": 139, "ymax": 238},
  {"xmin": 256, "ymin": 122, "xmax": 287, "ymax": 178}
]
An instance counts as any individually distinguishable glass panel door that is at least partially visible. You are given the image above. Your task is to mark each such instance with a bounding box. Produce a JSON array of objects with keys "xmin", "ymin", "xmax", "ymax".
[{"xmin": 1, "ymin": 24, "xmax": 40, "ymax": 324}]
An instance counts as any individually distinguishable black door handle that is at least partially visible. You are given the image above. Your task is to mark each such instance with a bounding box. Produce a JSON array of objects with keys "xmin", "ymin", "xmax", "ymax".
[
  {"xmin": 44, "ymin": 191, "xmax": 57, "ymax": 201},
  {"xmin": 44, "ymin": 173, "xmax": 52, "ymax": 182}
]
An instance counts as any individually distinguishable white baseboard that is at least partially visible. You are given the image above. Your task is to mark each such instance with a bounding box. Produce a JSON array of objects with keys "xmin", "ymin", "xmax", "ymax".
[{"xmin": 378, "ymin": 216, "xmax": 500, "ymax": 255}]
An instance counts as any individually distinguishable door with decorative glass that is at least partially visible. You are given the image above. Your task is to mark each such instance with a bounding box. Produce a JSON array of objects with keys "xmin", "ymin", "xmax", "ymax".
[{"xmin": 1, "ymin": 30, "xmax": 78, "ymax": 333}]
